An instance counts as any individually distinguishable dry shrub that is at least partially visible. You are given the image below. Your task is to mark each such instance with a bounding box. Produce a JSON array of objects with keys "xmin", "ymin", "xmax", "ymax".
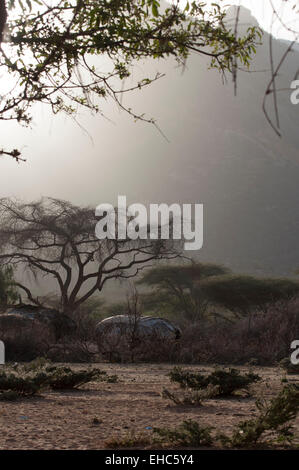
[
  {"xmin": 177, "ymin": 300, "xmax": 299, "ymax": 365},
  {"xmin": 162, "ymin": 384, "xmax": 219, "ymax": 406},
  {"xmin": 105, "ymin": 431, "xmax": 153, "ymax": 449},
  {"xmin": 2, "ymin": 299, "xmax": 297, "ymax": 365},
  {"xmin": 0, "ymin": 305, "xmax": 100, "ymax": 363},
  {"xmin": 0, "ymin": 319, "xmax": 54, "ymax": 361},
  {"xmin": 98, "ymin": 330, "xmax": 181, "ymax": 363},
  {"xmin": 50, "ymin": 306, "xmax": 101, "ymax": 362}
]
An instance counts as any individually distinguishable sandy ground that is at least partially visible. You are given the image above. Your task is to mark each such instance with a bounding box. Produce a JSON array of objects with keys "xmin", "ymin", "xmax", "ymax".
[{"xmin": 0, "ymin": 363, "xmax": 298, "ymax": 450}]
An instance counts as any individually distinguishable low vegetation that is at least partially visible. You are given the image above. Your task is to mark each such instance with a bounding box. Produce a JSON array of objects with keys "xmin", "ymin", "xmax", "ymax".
[
  {"xmin": 162, "ymin": 384, "xmax": 219, "ymax": 406},
  {"xmin": 105, "ymin": 420, "xmax": 214, "ymax": 449},
  {"xmin": 218, "ymin": 384, "xmax": 299, "ymax": 448},
  {"xmin": 41, "ymin": 366, "xmax": 107, "ymax": 391},
  {"xmin": 109, "ymin": 384, "xmax": 299, "ymax": 449},
  {"xmin": 1, "ymin": 260, "xmax": 298, "ymax": 365},
  {"xmin": 0, "ymin": 370, "xmax": 46, "ymax": 398},
  {"xmin": 105, "ymin": 431, "xmax": 153, "ymax": 449},
  {"xmin": 0, "ymin": 360, "xmax": 117, "ymax": 399},
  {"xmin": 153, "ymin": 420, "xmax": 214, "ymax": 447},
  {"xmin": 169, "ymin": 367, "xmax": 261, "ymax": 397}
]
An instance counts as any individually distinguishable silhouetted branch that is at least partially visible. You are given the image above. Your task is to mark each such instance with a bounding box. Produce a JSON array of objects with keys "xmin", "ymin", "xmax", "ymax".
[{"xmin": 0, "ymin": 148, "xmax": 26, "ymax": 162}]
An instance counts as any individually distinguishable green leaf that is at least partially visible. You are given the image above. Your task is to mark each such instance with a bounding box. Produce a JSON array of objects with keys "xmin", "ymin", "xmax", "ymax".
[{"xmin": 152, "ymin": 2, "xmax": 159, "ymax": 17}]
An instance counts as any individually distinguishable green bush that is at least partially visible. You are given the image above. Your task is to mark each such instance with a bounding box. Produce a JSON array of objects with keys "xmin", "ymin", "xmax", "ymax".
[
  {"xmin": 0, "ymin": 390, "xmax": 24, "ymax": 401},
  {"xmin": 169, "ymin": 367, "xmax": 260, "ymax": 396},
  {"xmin": 153, "ymin": 420, "xmax": 213, "ymax": 447},
  {"xmin": 43, "ymin": 366, "xmax": 106, "ymax": 390},
  {"xmin": 219, "ymin": 385, "xmax": 299, "ymax": 447},
  {"xmin": 0, "ymin": 361, "xmax": 112, "ymax": 398},
  {"xmin": 0, "ymin": 370, "xmax": 48, "ymax": 397}
]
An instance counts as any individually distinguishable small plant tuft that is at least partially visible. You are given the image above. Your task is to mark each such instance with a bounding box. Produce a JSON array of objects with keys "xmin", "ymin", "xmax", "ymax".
[
  {"xmin": 105, "ymin": 374, "xmax": 118, "ymax": 383},
  {"xmin": 105, "ymin": 431, "xmax": 152, "ymax": 449},
  {"xmin": 162, "ymin": 384, "xmax": 220, "ymax": 406}
]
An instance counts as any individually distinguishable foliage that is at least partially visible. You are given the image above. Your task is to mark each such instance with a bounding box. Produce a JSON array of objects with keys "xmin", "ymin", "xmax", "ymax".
[
  {"xmin": 158, "ymin": 385, "xmax": 299, "ymax": 449},
  {"xmin": 175, "ymin": 300, "xmax": 299, "ymax": 365},
  {"xmin": 0, "ymin": 368, "xmax": 47, "ymax": 397},
  {"xmin": 169, "ymin": 367, "xmax": 260, "ymax": 396},
  {"xmin": 76, "ymin": 297, "xmax": 107, "ymax": 321},
  {"xmin": 162, "ymin": 384, "xmax": 219, "ymax": 405},
  {"xmin": 162, "ymin": 387, "xmax": 202, "ymax": 406},
  {"xmin": 0, "ymin": 390, "xmax": 20, "ymax": 401},
  {"xmin": 41, "ymin": 365, "xmax": 106, "ymax": 390},
  {"xmin": 0, "ymin": 0, "xmax": 261, "ymax": 136},
  {"xmin": 105, "ymin": 374, "xmax": 118, "ymax": 383},
  {"xmin": 139, "ymin": 266, "xmax": 299, "ymax": 326},
  {"xmin": 138, "ymin": 262, "xmax": 230, "ymax": 321},
  {"xmin": 105, "ymin": 431, "xmax": 152, "ymax": 449},
  {"xmin": 20, "ymin": 356, "xmax": 51, "ymax": 372},
  {"xmin": 153, "ymin": 419, "xmax": 213, "ymax": 447},
  {"xmin": 100, "ymin": 301, "xmax": 129, "ymax": 318},
  {"xmin": 0, "ymin": 360, "xmax": 113, "ymax": 398},
  {"xmin": 219, "ymin": 385, "xmax": 299, "ymax": 447},
  {"xmin": 200, "ymin": 275, "xmax": 299, "ymax": 319}
]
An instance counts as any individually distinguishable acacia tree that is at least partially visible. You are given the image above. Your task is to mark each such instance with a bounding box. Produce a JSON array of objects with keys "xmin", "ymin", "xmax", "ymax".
[
  {"xmin": 0, "ymin": 0, "xmax": 261, "ymax": 160},
  {"xmin": 200, "ymin": 274, "xmax": 299, "ymax": 330},
  {"xmin": 138, "ymin": 262, "xmax": 230, "ymax": 322},
  {"xmin": 0, "ymin": 197, "xmax": 180, "ymax": 314}
]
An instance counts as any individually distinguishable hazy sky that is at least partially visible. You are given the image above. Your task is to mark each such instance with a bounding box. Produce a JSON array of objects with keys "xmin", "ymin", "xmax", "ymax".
[
  {"xmin": 178, "ymin": 0, "xmax": 299, "ymax": 41},
  {"xmin": 1, "ymin": 0, "xmax": 298, "ymax": 207},
  {"xmin": 233, "ymin": 0, "xmax": 298, "ymax": 40},
  {"xmin": 0, "ymin": 1, "xmax": 298, "ymax": 277}
]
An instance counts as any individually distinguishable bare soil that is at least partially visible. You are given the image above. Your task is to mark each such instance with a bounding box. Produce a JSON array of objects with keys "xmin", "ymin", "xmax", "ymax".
[{"xmin": 0, "ymin": 363, "xmax": 298, "ymax": 450}]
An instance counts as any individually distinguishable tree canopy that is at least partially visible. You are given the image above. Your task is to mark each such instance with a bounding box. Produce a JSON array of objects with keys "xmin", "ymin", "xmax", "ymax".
[
  {"xmin": 0, "ymin": 0, "xmax": 261, "ymax": 159},
  {"xmin": 138, "ymin": 265, "xmax": 299, "ymax": 324},
  {"xmin": 200, "ymin": 274, "xmax": 299, "ymax": 318},
  {"xmin": 138, "ymin": 262, "xmax": 230, "ymax": 321}
]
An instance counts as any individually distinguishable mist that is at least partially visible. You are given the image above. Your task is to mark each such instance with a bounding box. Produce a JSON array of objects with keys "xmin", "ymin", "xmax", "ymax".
[{"xmin": 1, "ymin": 6, "xmax": 299, "ymax": 278}]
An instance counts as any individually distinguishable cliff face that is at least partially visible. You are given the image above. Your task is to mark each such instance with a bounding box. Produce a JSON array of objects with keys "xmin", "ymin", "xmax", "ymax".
[{"xmin": 131, "ymin": 4, "xmax": 299, "ymax": 276}]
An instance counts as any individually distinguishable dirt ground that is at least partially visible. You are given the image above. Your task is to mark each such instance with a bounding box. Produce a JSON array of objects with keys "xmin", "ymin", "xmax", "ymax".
[{"xmin": 0, "ymin": 363, "xmax": 298, "ymax": 450}]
